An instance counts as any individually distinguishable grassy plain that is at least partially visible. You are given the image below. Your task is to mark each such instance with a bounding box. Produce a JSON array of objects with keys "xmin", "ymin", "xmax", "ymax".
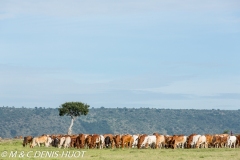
[{"xmin": 1, "ymin": 139, "xmax": 240, "ymax": 160}]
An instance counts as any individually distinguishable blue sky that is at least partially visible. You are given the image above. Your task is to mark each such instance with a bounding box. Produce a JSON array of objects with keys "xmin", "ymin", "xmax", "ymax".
[{"xmin": 0, "ymin": 0, "xmax": 240, "ymax": 109}]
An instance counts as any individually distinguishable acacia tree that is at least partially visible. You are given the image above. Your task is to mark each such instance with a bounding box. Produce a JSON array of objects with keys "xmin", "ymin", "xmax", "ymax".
[{"xmin": 58, "ymin": 101, "xmax": 89, "ymax": 135}]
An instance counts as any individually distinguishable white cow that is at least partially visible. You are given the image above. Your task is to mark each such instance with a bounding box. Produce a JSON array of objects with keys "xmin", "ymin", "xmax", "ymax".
[
  {"xmin": 191, "ymin": 135, "xmax": 201, "ymax": 148},
  {"xmin": 63, "ymin": 136, "xmax": 71, "ymax": 149},
  {"xmin": 147, "ymin": 135, "xmax": 157, "ymax": 148},
  {"xmin": 58, "ymin": 137, "xmax": 66, "ymax": 148},
  {"xmin": 45, "ymin": 136, "xmax": 52, "ymax": 147},
  {"xmin": 132, "ymin": 135, "xmax": 139, "ymax": 148},
  {"xmin": 99, "ymin": 135, "xmax": 105, "ymax": 149},
  {"xmin": 196, "ymin": 135, "xmax": 206, "ymax": 148},
  {"xmin": 141, "ymin": 135, "xmax": 156, "ymax": 149},
  {"xmin": 227, "ymin": 136, "xmax": 237, "ymax": 148}
]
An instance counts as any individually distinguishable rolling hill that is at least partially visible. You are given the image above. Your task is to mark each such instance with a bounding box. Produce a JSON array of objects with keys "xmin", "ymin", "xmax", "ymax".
[{"xmin": 0, "ymin": 107, "xmax": 239, "ymax": 138}]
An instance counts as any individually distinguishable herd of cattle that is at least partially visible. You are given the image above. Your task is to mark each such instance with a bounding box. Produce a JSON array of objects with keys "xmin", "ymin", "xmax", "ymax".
[{"xmin": 22, "ymin": 133, "xmax": 240, "ymax": 149}]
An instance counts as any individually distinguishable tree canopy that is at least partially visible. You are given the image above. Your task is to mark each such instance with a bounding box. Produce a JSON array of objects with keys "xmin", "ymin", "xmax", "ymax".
[
  {"xmin": 58, "ymin": 101, "xmax": 90, "ymax": 135},
  {"xmin": 59, "ymin": 101, "xmax": 90, "ymax": 118}
]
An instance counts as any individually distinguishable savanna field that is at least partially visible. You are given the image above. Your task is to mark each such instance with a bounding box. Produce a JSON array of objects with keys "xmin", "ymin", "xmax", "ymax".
[
  {"xmin": 1, "ymin": 139, "xmax": 240, "ymax": 160},
  {"xmin": 1, "ymin": 107, "xmax": 240, "ymax": 160}
]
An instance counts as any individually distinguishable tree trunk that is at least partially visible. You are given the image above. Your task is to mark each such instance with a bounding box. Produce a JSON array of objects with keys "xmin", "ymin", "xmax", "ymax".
[{"xmin": 68, "ymin": 116, "xmax": 75, "ymax": 135}]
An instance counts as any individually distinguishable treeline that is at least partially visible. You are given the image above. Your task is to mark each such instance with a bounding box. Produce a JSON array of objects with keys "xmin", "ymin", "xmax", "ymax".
[{"xmin": 0, "ymin": 107, "xmax": 240, "ymax": 138}]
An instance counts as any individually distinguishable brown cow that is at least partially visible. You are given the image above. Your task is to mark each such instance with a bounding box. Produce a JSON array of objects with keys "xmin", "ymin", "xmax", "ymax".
[
  {"xmin": 137, "ymin": 134, "xmax": 147, "ymax": 149},
  {"xmin": 23, "ymin": 136, "xmax": 33, "ymax": 147},
  {"xmin": 121, "ymin": 134, "xmax": 133, "ymax": 149},
  {"xmin": 76, "ymin": 134, "xmax": 86, "ymax": 149},
  {"xmin": 87, "ymin": 134, "xmax": 102, "ymax": 149},
  {"xmin": 70, "ymin": 135, "xmax": 78, "ymax": 148},
  {"xmin": 165, "ymin": 135, "xmax": 173, "ymax": 148},
  {"xmin": 186, "ymin": 134, "xmax": 196, "ymax": 148},
  {"xmin": 235, "ymin": 135, "xmax": 240, "ymax": 147},
  {"xmin": 205, "ymin": 134, "xmax": 213, "ymax": 148},
  {"xmin": 212, "ymin": 135, "xmax": 221, "ymax": 148},
  {"xmin": 92, "ymin": 134, "xmax": 103, "ymax": 149},
  {"xmin": 153, "ymin": 133, "xmax": 165, "ymax": 149},
  {"xmin": 113, "ymin": 134, "xmax": 121, "ymax": 148},
  {"xmin": 172, "ymin": 135, "xmax": 185, "ymax": 149},
  {"xmin": 212, "ymin": 134, "xmax": 228, "ymax": 148},
  {"xmin": 75, "ymin": 135, "xmax": 80, "ymax": 149},
  {"xmin": 85, "ymin": 135, "xmax": 92, "ymax": 149},
  {"xmin": 221, "ymin": 136, "xmax": 228, "ymax": 148}
]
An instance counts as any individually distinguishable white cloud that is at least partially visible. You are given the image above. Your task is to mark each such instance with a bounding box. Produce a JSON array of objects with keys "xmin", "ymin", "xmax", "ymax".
[{"xmin": 133, "ymin": 76, "xmax": 240, "ymax": 97}]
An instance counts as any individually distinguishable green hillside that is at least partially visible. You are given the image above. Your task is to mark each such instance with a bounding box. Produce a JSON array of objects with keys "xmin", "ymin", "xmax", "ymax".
[{"xmin": 0, "ymin": 107, "xmax": 239, "ymax": 138}]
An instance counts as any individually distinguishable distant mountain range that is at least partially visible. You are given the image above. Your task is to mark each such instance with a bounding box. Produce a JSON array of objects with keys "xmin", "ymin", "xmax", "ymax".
[{"xmin": 0, "ymin": 107, "xmax": 239, "ymax": 138}]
